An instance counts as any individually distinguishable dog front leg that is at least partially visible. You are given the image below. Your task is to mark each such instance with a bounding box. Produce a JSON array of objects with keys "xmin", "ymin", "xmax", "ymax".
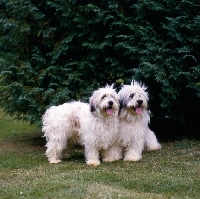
[
  {"xmin": 123, "ymin": 134, "xmax": 145, "ymax": 161},
  {"xmin": 123, "ymin": 146, "xmax": 142, "ymax": 161},
  {"xmin": 84, "ymin": 146, "xmax": 100, "ymax": 166}
]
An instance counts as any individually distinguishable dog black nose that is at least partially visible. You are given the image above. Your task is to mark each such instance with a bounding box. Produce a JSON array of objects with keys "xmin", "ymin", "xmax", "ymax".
[
  {"xmin": 137, "ymin": 100, "xmax": 143, "ymax": 105},
  {"xmin": 108, "ymin": 101, "xmax": 113, "ymax": 106}
]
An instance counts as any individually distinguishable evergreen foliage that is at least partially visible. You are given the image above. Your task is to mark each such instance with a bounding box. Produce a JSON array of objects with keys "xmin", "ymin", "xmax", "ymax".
[{"xmin": 0, "ymin": 0, "xmax": 200, "ymax": 136}]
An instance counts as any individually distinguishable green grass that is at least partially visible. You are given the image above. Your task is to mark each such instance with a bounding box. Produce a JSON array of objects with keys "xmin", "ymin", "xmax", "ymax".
[{"xmin": 0, "ymin": 109, "xmax": 200, "ymax": 199}]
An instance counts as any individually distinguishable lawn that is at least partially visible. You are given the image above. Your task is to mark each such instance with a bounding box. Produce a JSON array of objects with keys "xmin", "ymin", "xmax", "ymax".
[{"xmin": 0, "ymin": 109, "xmax": 200, "ymax": 199}]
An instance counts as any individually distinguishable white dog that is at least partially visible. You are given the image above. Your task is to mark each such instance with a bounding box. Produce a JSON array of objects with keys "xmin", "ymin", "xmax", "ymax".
[
  {"xmin": 42, "ymin": 85, "xmax": 121, "ymax": 166},
  {"xmin": 118, "ymin": 80, "xmax": 161, "ymax": 161}
]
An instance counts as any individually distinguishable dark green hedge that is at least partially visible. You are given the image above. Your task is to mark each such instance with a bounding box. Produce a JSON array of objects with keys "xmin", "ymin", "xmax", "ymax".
[{"xmin": 0, "ymin": 0, "xmax": 200, "ymax": 137}]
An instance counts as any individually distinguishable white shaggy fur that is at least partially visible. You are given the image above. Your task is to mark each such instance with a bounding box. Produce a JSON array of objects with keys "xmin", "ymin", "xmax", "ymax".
[
  {"xmin": 118, "ymin": 80, "xmax": 161, "ymax": 161},
  {"xmin": 42, "ymin": 85, "xmax": 121, "ymax": 166}
]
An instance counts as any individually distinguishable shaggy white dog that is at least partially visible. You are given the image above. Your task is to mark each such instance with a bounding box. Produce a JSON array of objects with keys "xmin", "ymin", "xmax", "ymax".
[
  {"xmin": 42, "ymin": 85, "xmax": 121, "ymax": 166},
  {"xmin": 118, "ymin": 80, "xmax": 161, "ymax": 161}
]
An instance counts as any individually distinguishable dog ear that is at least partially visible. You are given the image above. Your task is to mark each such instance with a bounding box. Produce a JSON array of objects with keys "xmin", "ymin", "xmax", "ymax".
[
  {"xmin": 119, "ymin": 95, "xmax": 127, "ymax": 114},
  {"xmin": 119, "ymin": 99, "xmax": 124, "ymax": 111},
  {"xmin": 90, "ymin": 103, "xmax": 96, "ymax": 113},
  {"xmin": 118, "ymin": 99, "xmax": 123, "ymax": 114},
  {"xmin": 89, "ymin": 92, "xmax": 97, "ymax": 113},
  {"xmin": 119, "ymin": 94, "xmax": 127, "ymax": 107}
]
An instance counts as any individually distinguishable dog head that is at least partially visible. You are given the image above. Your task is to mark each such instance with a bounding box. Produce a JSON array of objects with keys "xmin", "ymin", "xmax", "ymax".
[
  {"xmin": 89, "ymin": 84, "xmax": 120, "ymax": 118},
  {"xmin": 118, "ymin": 80, "xmax": 148, "ymax": 115}
]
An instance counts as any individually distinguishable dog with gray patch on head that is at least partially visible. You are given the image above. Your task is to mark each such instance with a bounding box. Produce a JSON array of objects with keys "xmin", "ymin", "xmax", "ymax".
[
  {"xmin": 117, "ymin": 80, "xmax": 161, "ymax": 161},
  {"xmin": 42, "ymin": 85, "xmax": 121, "ymax": 166}
]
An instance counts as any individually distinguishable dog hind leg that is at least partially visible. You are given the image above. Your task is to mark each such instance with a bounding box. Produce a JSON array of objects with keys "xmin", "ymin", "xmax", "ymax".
[{"xmin": 45, "ymin": 139, "xmax": 66, "ymax": 164}]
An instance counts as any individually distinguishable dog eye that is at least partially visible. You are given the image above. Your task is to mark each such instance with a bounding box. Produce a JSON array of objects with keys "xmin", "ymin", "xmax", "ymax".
[
  {"xmin": 101, "ymin": 94, "xmax": 106, "ymax": 99},
  {"xmin": 129, "ymin": 93, "xmax": 134, "ymax": 98}
]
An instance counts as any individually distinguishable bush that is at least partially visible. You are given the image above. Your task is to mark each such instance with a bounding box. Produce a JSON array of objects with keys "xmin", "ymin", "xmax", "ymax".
[{"xmin": 0, "ymin": 0, "xmax": 200, "ymax": 137}]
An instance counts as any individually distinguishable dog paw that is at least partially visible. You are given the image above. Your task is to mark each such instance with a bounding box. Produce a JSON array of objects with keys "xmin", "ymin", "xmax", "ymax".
[
  {"xmin": 50, "ymin": 159, "xmax": 62, "ymax": 164},
  {"xmin": 87, "ymin": 159, "xmax": 100, "ymax": 166}
]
